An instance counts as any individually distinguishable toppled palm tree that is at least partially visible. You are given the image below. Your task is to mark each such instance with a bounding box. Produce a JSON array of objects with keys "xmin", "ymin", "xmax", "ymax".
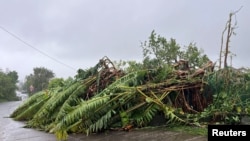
[{"xmin": 10, "ymin": 56, "xmax": 224, "ymax": 140}]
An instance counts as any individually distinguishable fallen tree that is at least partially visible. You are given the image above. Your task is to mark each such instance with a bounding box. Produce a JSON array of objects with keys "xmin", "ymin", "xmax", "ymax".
[{"xmin": 10, "ymin": 56, "xmax": 223, "ymax": 140}]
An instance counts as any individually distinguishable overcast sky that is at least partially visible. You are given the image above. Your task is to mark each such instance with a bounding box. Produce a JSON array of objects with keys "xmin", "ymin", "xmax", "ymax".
[{"xmin": 0, "ymin": 0, "xmax": 249, "ymax": 82}]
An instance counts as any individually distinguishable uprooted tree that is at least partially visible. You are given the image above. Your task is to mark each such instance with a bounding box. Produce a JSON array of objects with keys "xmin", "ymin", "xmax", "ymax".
[{"xmin": 10, "ymin": 17, "xmax": 250, "ymax": 141}]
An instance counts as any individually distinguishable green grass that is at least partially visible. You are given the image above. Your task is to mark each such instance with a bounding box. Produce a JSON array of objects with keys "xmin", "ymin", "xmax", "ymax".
[
  {"xmin": 0, "ymin": 99, "xmax": 8, "ymax": 102},
  {"xmin": 131, "ymin": 124, "xmax": 208, "ymax": 136},
  {"xmin": 0, "ymin": 97, "xmax": 21, "ymax": 103},
  {"xmin": 166, "ymin": 125, "xmax": 208, "ymax": 136}
]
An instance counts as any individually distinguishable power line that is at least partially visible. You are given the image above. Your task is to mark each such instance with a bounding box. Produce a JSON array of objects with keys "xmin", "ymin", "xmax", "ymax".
[{"xmin": 0, "ymin": 25, "xmax": 77, "ymax": 71}]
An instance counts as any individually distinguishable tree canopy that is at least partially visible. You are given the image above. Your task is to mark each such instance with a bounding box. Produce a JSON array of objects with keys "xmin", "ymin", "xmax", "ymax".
[
  {"xmin": 0, "ymin": 70, "xmax": 19, "ymax": 101},
  {"xmin": 141, "ymin": 30, "xmax": 210, "ymax": 70},
  {"xmin": 23, "ymin": 67, "xmax": 54, "ymax": 95}
]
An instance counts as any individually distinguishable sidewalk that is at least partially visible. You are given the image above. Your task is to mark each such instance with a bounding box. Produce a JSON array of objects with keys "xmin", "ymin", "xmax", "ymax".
[{"xmin": 0, "ymin": 101, "xmax": 207, "ymax": 141}]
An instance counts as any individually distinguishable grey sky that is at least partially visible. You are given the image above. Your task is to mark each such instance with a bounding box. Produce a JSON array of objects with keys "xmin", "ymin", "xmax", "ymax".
[{"xmin": 0, "ymin": 0, "xmax": 249, "ymax": 82}]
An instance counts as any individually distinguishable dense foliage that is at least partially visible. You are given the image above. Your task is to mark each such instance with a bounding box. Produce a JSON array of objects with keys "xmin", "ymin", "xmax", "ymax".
[
  {"xmin": 0, "ymin": 70, "xmax": 19, "ymax": 101},
  {"xmin": 141, "ymin": 30, "xmax": 209, "ymax": 69},
  {"xmin": 22, "ymin": 67, "xmax": 55, "ymax": 96}
]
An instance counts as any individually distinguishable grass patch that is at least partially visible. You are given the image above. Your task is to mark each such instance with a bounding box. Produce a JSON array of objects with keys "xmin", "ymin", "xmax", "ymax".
[
  {"xmin": 0, "ymin": 99, "xmax": 8, "ymax": 103},
  {"xmin": 132, "ymin": 124, "xmax": 208, "ymax": 136},
  {"xmin": 166, "ymin": 125, "xmax": 208, "ymax": 136}
]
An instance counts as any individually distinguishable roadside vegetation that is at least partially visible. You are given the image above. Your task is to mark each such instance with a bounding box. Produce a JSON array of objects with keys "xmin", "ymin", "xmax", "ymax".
[
  {"xmin": 0, "ymin": 70, "xmax": 19, "ymax": 101},
  {"xmin": 10, "ymin": 11, "xmax": 250, "ymax": 140},
  {"xmin": 21, "ymin": 67, "xmax": 55, "ymax": 96}
]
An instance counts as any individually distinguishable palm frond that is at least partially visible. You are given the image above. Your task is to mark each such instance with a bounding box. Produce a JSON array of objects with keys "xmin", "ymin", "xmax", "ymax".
[
  {"xmin": 14, "ymin": 95, "xmax": 50, "ymax": 121},
  {"xmin": 132, "ymin": 103, "xmax": 160, "ymax": 127},
  {"xmin": 10, "ymin": 91, "xmax": 45, "ymax": 118},
  {"xmin": 163, "ymin": 106, "xmax": 186, "ymax": 124},
  {"xmin": 85, "ymin": 91, "xmax": 138, "ymax": 134},
  {"xmin": 54, "ymin": 85, "xmax": 87, "ymax": 123},
  {"xmin": 52, "ymin": 77, "xmax": 96, "ymax": 128},
  {"xmin": 55, "ymin": 95, "xmax": 110, "ymax": 140},
  {"xmin": 136, "ymin": 87, "xmax": 186, "ymax": 125},
  {"xmin": 86, "ymin": 110, "xmax": 112, "ymax": 135},
  {"xmin": 96, "ymin": 70, "xmax": 146, "ymax": 97},
  {"xmin": 29, "ymin": 82, "xmax": 81, "ymax": 127}
]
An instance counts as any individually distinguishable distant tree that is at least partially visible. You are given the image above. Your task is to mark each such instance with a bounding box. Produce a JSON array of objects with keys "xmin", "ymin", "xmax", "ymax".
[
  {"xmin": 22, "ymin": 74, "xmax": 33, "ymax": 93},
  {"xmin": 24, "ymin": 67, "xmax": 55, "ymax": 95},
  {"xmin": 141, "ymin": 30, "xmax": 210, "ymax": 69},
  {"xmin": 141, "ymin": 30, "xmax": 181, "ymax": 68},
  {"xmin": 125, "ymin": 61, "xmax": 144, "ymax": 73},
  {"xmin": 7, "ymin": 71, "xmax": 18, "ymax": 84},
  {"xmin": 180, "ymin": 43, "xmax": 210, "ymax": 69},
  {"xmin": 0, "ymin": 70, "xmax": 19, "ymax": 101},
  {"xmin": 113, "ymin": 60, "xmax": 144, "ymax": 73}
]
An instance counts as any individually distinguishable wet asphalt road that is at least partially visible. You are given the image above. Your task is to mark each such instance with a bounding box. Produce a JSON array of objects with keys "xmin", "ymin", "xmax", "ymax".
[{"xmin": 0, "ymin": 101, "xmax": 208, "ymax": 141}]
